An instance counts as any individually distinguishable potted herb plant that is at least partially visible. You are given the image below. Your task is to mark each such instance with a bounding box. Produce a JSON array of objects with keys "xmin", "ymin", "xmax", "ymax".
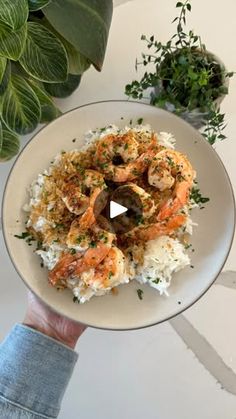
[
  {"xmin": 0, "ymin": 0, "xmax": 113, "ymax": 161},
  {"xmin": 125, "ymin": 0, "xmax": 234, "ymax": 145}
]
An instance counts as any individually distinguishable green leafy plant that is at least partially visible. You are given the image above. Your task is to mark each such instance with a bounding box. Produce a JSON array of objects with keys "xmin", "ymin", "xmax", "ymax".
[
  {"xmin": 0, "ymin": 0, "xmax": 113, "ymax": 160},
  {"xmin": 125, "ymin": 0, "xmax": 234, "ymax": 145}
]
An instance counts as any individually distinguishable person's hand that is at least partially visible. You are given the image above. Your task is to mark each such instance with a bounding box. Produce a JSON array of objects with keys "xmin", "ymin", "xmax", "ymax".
[{"xmin": 23, "ymin": 292, "xmax": 86, "ymax": 349}]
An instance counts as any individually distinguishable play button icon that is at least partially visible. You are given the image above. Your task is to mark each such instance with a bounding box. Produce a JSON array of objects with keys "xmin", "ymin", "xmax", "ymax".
[
  {"xmin": 93, "ymin": 184, "xmax": 144, "ymax": 234},
  {"xmin": 110, "ymin": 200, "xmax": 128, "ymax": 219}
]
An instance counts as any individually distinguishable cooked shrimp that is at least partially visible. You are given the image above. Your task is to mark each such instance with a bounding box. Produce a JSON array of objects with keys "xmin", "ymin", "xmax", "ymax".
[
  {"xmin": 49, "ymin": 229, "xmax": 115, "ymax": 287},
  {"xmin": 95, "ymin": 131, "xmax": 139, "ymax": 166},
  {"xmin": 113, "ymin": 183, "xmax": 156, "ymax": 220},
  {"xmin": 49, "ymin": 218, "xmax": 115, "ymax": 286},
  {"xmin": 148, "ymin": 149, "xmax": 195, "ymax": 220},
  {"xmin": 124, "ymin": 213, "xmax": 187, "ymax": 242},
  {"xmin": 81, "ymin": 246, "xmax": 127, "ymax": 289},
  {"xmin": 136, "ymin": 131, "xmax": 160, "ymax": 154},
  {"xmin": 79, "ymin": 188, "xmax": 109, "ymax": 230},
  {"xmin": 94, "ymin": 132, "xmax": 157, "ymax": 182},
  {"xmin": 66, "ymin": 218, "xmax": 115, "ymax": 251},
  {"xmin": 61, "ymin": 170, "xmax": 106, "ymax": 216}
]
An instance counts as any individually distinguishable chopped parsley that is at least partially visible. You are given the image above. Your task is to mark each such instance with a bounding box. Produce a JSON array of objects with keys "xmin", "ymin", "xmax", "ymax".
[
  {"xmin": 70, "ymin": 248, "xmax": 77, "ymax": 255},
  {"xmin": 89, "ymin": 241, "xmax": 97, "ymax": 248},
  {"xmin": 137, "ymin": 117, "xmax": 143, "ymax": 125},
  {"xmin": 73, "ymin": 296, "xmax": 81, "ymax": 304},
  {"xmin": 190, "ymin": 187, "xmax": 210, "ymax": 207},
  {"xmin": 54, "ymin": 223, "xmax": 65, "ymax": 230},
  {"xmin": 14, "ymin": 231, "xmax": 35, "ymax": 246},
  {"xmin": 166, "ymin": 156, "xmax": 174, "ymax": 167},
  {"xmin": 36, "ymin": 240, "xmax": 43, "ymax": 250},
  {"xmin": 152, "ymin": 278, "xmax": 160, "ymax": 284},
  {"xmin": 14, "ymin": 232, "xmax": 31, "ymax": 239},
  {"xmin": 135, "ymin": 214, "xmax": 144, "ymax": 225},
  {"xmin": 137, "ymin": 289, "xmax": 144, "ymax": 300}
]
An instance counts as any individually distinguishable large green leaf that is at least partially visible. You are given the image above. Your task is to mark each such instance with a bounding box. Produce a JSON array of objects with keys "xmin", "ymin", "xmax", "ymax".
[
  {"xmin": 0, "ymin": 56, "xmax": 7, "ymax": 84},
  {"xmin": 44, "ymin": 74, "xmax": 81, "ymax": 97},
  {"xmin": 0, "ymin": 59, "xmax": 10, "ymax": 95},
  {"xmin": 28, "ymin": 0, "xmax": 51, "ymax": 11},
  {"xmin": 0, "ymin": 22, "xmax": 27, "ymax": 61},
  {"xmin": 0, "ymin": 120, "xmax": 20, "ymax": 161},
  {"xmin": 42, "ymin": 18, "xmax": 90, "ymax": 75},
  {"xmin": 1, "ymin": 74, "xmax": 41, "ymax": 135},
  {"xmin": 0, "ymin": 119, "xmax": 2, "ymax": 151},
  {"xmin": 29, "ymin": 79, "xmax": 61, "ymax": 122},
  {"xmin": 0, "ymin": 0, "xmax": 28, "ymax": 30},
  {"xmin": 44, "ymin": 0, "xmax": 113, "ymax": 70},
  {"xmin": 19, "ymin": 22, "xmax": 68, "ymax": 82},
  {"xmin": 61, "ymin": 38, "xmax": 90, "ymax": 75}
]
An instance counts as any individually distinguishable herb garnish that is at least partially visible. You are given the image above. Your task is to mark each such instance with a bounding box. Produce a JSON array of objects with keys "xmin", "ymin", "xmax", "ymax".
[
  {"xmin": 152, "ymin": 278, "xmax": 160, "ymax": 284},
  {"xmin": 190, "ymin": 187, "xmax": 209, "ymax": 207},
  {"xmin": 137, "ymin": 289, "xmax": 144, "ymax": 300},
  {"xmin": 14, "ymin": 232, "xmax": 31, "ymax": 239},
  {"xmin": 137, "ymin": 117, "xmax": 143, "ymax": 125},
  {"xmin": 14, "ymin": 231, "xmax": 35, "ymax": 246},
  {"xmin": 73, "ymin": 296, "xmax": 81, "ymax": 304}
]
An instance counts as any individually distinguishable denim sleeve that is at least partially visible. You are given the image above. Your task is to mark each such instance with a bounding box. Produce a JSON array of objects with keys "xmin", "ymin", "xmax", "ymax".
[{"xmin": 0, "ymin": 324, "xmax": 78, "ymax": 418}]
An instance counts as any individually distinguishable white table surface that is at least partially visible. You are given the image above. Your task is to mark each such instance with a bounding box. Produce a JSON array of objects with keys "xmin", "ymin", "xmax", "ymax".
[{"xmin": 1, "ymin": 1, "xmax": 236, "ymax": 418}]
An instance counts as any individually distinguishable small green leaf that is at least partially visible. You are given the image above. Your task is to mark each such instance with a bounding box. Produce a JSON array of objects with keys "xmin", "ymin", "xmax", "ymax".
[
  {"xmin": 176, "ymin": 2, "xmax": 183, "ymax": 7},
  {"xmin": 1, "ymin": 74, "xmax": 41, "ymax": 135},
  {"xmin": 44, "ymin": 74, "xmax": 81, "ymax": 98},
  {"xmin": 0, "ymin": 0, "xmax": 28, "ymax": 30},
  {"xmin": 19, "ymin": 22, "xmax": 68, "ymax": 83},
  {"xmin": 29, "ymin": 79, "xmax": 61, "ymax": 122},
  {"xmin": 0, "ymin": 56, "xmax": 7, "ymax": 84},
  {"xmin": 28, "ymin": 0, "xmax": 51, "ymax": 11},
  {"xmin": 226, "ymin": 71, "xmax": 234, "ymax": 78},
  {"xmin": 0, "ymin": 21, "xmax": 27, "ymax": 61},
  {"xmin": 186, "ymin": 3, "xmax": 191, "ymax": 11},
  {"xmin": 0, "ymin": 120, "xmax": 20, "ymax": 161},
  {"xmin": 0, "ymin": 59, "xmax": 10, "ymax": 95}
]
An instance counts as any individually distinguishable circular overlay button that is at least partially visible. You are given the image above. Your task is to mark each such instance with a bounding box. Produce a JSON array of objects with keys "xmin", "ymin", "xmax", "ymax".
[{"xmin": 93, "ymin": 185, "xmax": 143, "ymax": 234}]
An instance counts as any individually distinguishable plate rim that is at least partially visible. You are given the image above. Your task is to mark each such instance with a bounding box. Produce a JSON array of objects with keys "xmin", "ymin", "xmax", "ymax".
[{"xmin": 2, "ymin": 100, "xmax": 236, "ymax": 330}]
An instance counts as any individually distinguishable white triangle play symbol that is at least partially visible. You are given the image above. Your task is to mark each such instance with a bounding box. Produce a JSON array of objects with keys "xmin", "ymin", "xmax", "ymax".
[{"xmin": 110, "ymin": 200, "xmax": 128, "ymax": 219}]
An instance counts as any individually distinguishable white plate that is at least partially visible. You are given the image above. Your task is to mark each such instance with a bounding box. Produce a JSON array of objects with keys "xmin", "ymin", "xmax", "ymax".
[{"xmin": 2, "ymin": 101, "xmax": 235, "ymax": 330}]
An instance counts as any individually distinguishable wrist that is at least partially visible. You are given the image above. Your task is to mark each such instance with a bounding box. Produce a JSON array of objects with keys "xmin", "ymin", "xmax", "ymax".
[
  {"xmin": 24, "ymin": 292, "xmax": 86, "ymax": 349},
  {"xmin": 23, "ymin": 320, "xmax": 78, "ymax": 349}
]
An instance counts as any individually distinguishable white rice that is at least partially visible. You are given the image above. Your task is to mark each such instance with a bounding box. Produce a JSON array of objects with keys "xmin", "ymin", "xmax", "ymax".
[
  {"xmin": 136, "ymin": 236, "xmax": 190, "ymax": 296},
  {"xmin": 83, "ymin": 124, "xmax": 176, "ymax": 150},
  {"xmin": 158, "ymin": 132, "xmax": 176, "ymax": 149},
  {"xmin": 24, "ymin": 124, "xmax": 196, "ymax": 302},
  {"xmin": 36, "ymin": 243, "xmax": 66, "ymax": 271},
  {"xmin": 67, "ymin": 253, "xmax": 132, "ymax": 303}
]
